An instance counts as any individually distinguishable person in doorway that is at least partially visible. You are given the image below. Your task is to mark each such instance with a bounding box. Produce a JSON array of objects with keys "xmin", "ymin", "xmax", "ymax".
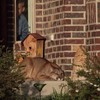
[{"xmin": 17, "ymin": 0, "xmax": 29, "ymax": 41}]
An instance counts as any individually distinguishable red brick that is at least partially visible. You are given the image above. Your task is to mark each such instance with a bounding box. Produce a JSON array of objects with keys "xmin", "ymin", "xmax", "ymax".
[
  {"xmin": 56, "ymin": 34, "xmax": 60, "ymax": 39},
  {"xmin": 60, "ymin": 40, "xmax": 63, "ymax": 44},
  {"xmin": 95, "ymin": 24, "xmax": 100, "ymax": 30},
  {"xmin": 56, "ymin": 53, "xmax": 60, "ymax": 57},
  {"xmin": 72, "ymin": 6, "xmax": 85, "ymax": 11},
  {"xmin": 36, "ymin": 11, "xmax": 42, "ymax": 16},
  {"xmin": 62, "ymin": 45, "xmax": 71, "ymax": 51},
  {"xmin": 47, "ymin": 42, "xmax": 50, "ymax": 47},
  {"xmin": 48, "ymin": 54, "xmax": 52, "ymax": 59},
  {"xmin": 63, "ymin": 65, "xmax": 73, "ymax": 70},
  {"xmin": 57, "ymin": 46, "xmax": 62, "ymax": 51},
  {"xmin": 53, "ymin": 47, "xmax": 57, "ymax": 52},
  {"xmin": 64, "ymin": 0, "xmax": 84, "ymax": 4},
  {"xmin": 64, "ymin": 52, "xmax": 75, "ymax": 57},
  {"xmin": 50, "ymin": 42, "xmax": 54, "ymax": 47},
  {"xmin": 43, "ymin": 17, "xmax": 47, "ymax": 21},
  {"xmin": 61, "ymin": 59, "xmax": 71, "ymax": 64},
  {"xmin": 62, "ymin": 19, "xmax": 71, "ymax": 24},
  {"xmin": 73, "ymin": 19, "xmax": 86, "ymax": 24},
  {"xmin": 55, "ymin": 40, "xmax": 60, "ymax": 45},
  {"xmin": 52, "ymin": 53, "xmax": 56, "ymax": 58},
  {"xmin": 36, "ymin": 17, "xmax": 42, "ymax": 22},
  {"xmin": 87, "ymin": 38, "xmax": 95, "ymax": 44},
  {"xmin": 36, "ymin": 4, "xmax": 42, "ymax": 9},
  {"xmin": 60, "ymin": 0, "xmax": 64, "ymax": 5},
  {"xmin": 36, "ymin": 24, "xmax": 42, "ymax": 28},
  {"xmin": 36, "ymin": 30, "xmax": 43, "ymax": 34},
  {"xmin": 63, "ymin": 6, "xmax": 71, "ymax": 11},
  {"xmin": 56, "ymin": 27, "xmax": 60, "ymax": 32},
  {"xmin": 87, "ymin": 32, "xmax": 91, "ymax": 37},
  {"xmin": 87, "ymin": 0, "xmax": 95, "ymax": 1},
  {"xmin": 60, "ymin": 27, "xmax": 64, "ymax": 32},
  {"xmin": 64, "ymin": 39, "xmax": 84, "ymax": 44},
  {"xmin": 72, "ymin": 32, "xmax": 86, "ymax": 38},
  {"xmin": 48, "ymin": 48, "xmax": 52, "ymax": 53},
  {"xmin": 59, "ymin": 53, "xmax": 63, "ymax": 57},
  {"xmin": 88, "ymin": 24, "xmax": 96, "ymax": 30},
  {"xmin": 64, "ymin": 13, "xmax": 83, "ymax": 18},
  {"xmin": 86, "ymin": 26, "xmax": 88, "ymax": 31},
  {"xmin": 62, "ymin": 33, "xmax": 71, "ymax": 38},
  {"xmin": 36, "ymin": 0, "xmax": 42, "ymax": 3},
  {"xmin": 45, "ymin": 49, "xmax": 48, "ymax": 53},
  {"xmin": 48, "ymin": 16, "xmax": 51, "ymax": 21},
  {"xmin": 56, "ymin": 8, "xmax": 60, "ymax": 12},
  {"xmin": 43, "ymin": 4, "xmax": 46, "ymax": 9},
  {"xmin": 95, "ymin": 38, "xmax": 100, "ymax": 44},
  {"xmin": 64, "ymin": 26, "xmax": 84, "ymax": 31},
  {"xmin": 92, "ymin": 31, "xmax": 100, "ymax": 37},
  {"xmin": 92, "ymin": 45, "xmax": 100, "ymax": 51}
]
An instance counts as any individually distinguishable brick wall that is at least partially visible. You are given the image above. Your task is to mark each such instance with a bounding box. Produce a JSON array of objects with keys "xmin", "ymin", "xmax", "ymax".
[
  {"xmin": 36, "ymin": 0, "xmax": 86, "ymax": 76},
  {"xmin": 63, "ymin": 0, "xmax": 86, "ymax": 75}
]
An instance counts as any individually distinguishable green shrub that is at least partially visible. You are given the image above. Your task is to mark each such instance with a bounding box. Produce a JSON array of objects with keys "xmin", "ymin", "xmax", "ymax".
[
  {"xmin": 0, "ymin": 45, "xmax": 25, "ymax": 100},
  {"xmin": 66, "ymin": 51, "xmax": 100, "ymax": 100}
]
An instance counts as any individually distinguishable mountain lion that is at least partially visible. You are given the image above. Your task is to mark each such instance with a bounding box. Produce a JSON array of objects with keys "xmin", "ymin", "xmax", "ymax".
[{"xmin": 18, "ymin": 57, "xmax": 65, "ymax": 81}]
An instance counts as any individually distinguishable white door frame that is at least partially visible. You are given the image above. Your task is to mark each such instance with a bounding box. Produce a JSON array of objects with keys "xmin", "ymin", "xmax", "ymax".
[
  {"xmin": 28, "ymin": 0, "xmax": 36, "ymax": 33},
  {"xmin": 14, "ymin": 0, "xmax": 36, "ymax": 42}
]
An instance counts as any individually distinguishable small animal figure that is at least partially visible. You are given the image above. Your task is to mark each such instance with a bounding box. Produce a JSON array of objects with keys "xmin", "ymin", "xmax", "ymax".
[{"xmin": 18, "ymin": 57, "xmax": 65, "ymax": 81}]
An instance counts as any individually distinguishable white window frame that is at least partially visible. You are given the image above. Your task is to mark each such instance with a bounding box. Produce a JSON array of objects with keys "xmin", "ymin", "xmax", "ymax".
[
  {"xmin": 28, "ymin": 0, "xmax": 36, "ymax": 33},
  {"xmin": 14, "ymin": 0, "xmax": 36, "ymax": 42}
]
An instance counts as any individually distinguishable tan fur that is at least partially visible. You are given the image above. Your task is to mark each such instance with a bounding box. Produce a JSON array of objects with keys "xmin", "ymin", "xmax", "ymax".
[
  {"xmin": 19, "ymin": 57, "xmax": 65, "ymax": 81},
  {"xmin": 71, "ymin": 45, "xmax": 86, "ymax": 81}
]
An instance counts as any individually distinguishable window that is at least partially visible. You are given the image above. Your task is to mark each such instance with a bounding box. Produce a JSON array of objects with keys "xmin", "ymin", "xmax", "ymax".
[
  {"xmin": 15, "ymin": 0, "xmax": 28, "ymax": 41},
  {"xmin": 15, "ymin": 0, "xmax": 36, "ymax": 41}
]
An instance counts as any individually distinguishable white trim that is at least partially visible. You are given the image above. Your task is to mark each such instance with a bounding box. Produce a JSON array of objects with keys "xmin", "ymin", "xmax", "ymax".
[{"xmin": 28, "ymin": 0, "xmax": 36, "ymax": 33}]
